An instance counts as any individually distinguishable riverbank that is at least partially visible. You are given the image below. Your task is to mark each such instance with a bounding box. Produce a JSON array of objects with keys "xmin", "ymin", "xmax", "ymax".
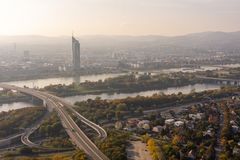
[
  {"xmin": 0, "ymin": 83, "xmax": 221, "ymax": 113},
  {"xmin": 2, "ymin": 63, "xmax": 240, "ymax": 87},
  {"xmin": 71, "ymin": 86, "xmax": 240, "ymax": 125},
  {"xmin": 45, "ymin": 82, "xmax": 205, "ymax": 97},
  {"xmin": 3, "ymin": 73, "xmax": 126, "ymax": 89},
  {"xmin": 43, "ymin": 73, "xmax": 201, "ymax": 97},
  {"xmin": 0, "ymin": 95, "xmax": 31, "ymax": 105},
  {"xmin": 0, "ymin": 69, "xmax": 125, "ymax": 84}
]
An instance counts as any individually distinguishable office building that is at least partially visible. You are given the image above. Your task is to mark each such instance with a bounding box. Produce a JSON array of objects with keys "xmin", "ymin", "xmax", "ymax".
[{"xmin": 72, "ymin": 36, "xmax": 80, "ymax": 71}]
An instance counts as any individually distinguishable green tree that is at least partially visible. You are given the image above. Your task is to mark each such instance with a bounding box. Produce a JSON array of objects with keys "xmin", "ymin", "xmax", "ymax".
[
  {"xmin": 18, "ymin": 147, "xmax": 33, "ymax": 155},
  {"xmin": 116, "ymin": 103, "xmax": 127, "ymax": 111}
]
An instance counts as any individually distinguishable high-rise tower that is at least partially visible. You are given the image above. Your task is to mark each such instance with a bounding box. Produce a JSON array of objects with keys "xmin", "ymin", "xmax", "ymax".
[{"xmin": 72, "ymin": 36, "xmax": 80, "ymax": 72}]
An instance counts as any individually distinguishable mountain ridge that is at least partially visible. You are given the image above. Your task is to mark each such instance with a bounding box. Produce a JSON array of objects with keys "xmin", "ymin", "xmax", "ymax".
[{"xmin": 0, "ymin": 31, "xmax": 240, "ymax": 55}]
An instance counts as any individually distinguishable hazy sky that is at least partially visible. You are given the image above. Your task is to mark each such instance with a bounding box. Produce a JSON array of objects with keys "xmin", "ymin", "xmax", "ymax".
[{"xmin": 0, "ymin": 0, "xmax": 239, "ymax": 36}]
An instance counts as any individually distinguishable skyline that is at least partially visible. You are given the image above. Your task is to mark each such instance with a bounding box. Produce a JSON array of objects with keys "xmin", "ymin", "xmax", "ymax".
[{"xmin": 0, "ymin": 0, "xmax": 240, "ymax": 36}]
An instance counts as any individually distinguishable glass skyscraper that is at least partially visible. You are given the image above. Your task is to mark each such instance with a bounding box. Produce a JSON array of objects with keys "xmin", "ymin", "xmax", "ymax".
[{"xmin": 72, "ymin": 36, "xmax": 80, "ymax": 72}]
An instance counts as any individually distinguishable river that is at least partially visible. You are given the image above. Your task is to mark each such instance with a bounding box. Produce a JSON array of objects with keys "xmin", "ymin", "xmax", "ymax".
[
  {"xmin": 0, "ymin": 102, "xmax": 38, "ymax": 113},
  {"xmin": 2, "ymin": 63, "xmax": 239, "ymax": 112},
  {"xmin": 0, "ymin": 83, "xmax": 221, "ymax": 112},
  {"xmin": 2, "ymin": 64, "xmax": 239, "ymax": 89},
  {"xmin": 64, "ymin": 83, "xmax": 220, "ymax": 103},
  {"xmin": 3, "ymin": 73, "xmax": 125, "ymax": 89}
]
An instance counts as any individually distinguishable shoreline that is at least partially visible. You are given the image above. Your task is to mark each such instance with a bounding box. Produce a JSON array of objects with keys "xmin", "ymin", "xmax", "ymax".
[
  {"xmin": 2, "ymin": 62, "xmax": 239, "ymax": 84},
  {"xmin": 46, "ymin": 82, "xmax": 201, "ymax": 97},
  {"xmin": 0, "ymin": 70, "xmax": 125, "ymax": 83},
  {"xmin": 1, "ymin": 82, "xmax": 220, "ymax": 106}
]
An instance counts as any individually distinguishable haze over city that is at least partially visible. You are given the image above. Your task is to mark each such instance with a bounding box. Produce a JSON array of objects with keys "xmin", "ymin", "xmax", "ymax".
[
  {"xmin": 1, "ymin": 1, "xmax": 240, "ymax": 160},
  {"xmin": 0, "ymin": 0, "xmax": 240, "ymax": 36}
]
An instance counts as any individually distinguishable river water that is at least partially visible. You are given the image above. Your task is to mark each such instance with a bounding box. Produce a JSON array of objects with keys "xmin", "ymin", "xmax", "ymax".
[
  {"xmin": 3, "ymin": 64, "xmax": 239, "ymax": 89},
  {"xmin": 3, "ymin": 73, "xmax": 125, "ymax": 89},
  {"xmin": 0, "ymin": 83, "xmax": 221, "ymax": 112},
  {"xmin": 2, "ymin": 64, "xmax": 239, "ymax": 112},
  {"xmin": 64, "ymin": 83, "xmax": 220, "ymax": 104},
  {"xmin": 0, "ymin": 102, "xmax": 37, "ymax": 113}
]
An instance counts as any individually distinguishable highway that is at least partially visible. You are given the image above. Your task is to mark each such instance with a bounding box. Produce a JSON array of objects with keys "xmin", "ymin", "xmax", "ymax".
[
  {"xmin": 21, "ymin": 129, "xmax": 39, "ymax": 148},
  {"xmin": 0, "ymin": 133, "xmax": 23, "ymax": 148},
  {"xmin": 0, "ymin": 111, "xmax": 50, "ymax": 149},
  {"xmin": 40, "ymin": 92, "xmax": 107, "ymax": 139},
  {"xmin": 0, "ymin": 84, "xmax": 109, "ymax": 160},
  {"xmin": 21, "ymin": 111, "xmax": 50, "ymax": 148}
]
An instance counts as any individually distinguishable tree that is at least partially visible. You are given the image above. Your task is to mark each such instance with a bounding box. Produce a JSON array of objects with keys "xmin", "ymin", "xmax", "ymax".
[
  {"xmin": 172, "ymin": 135, "xmax": 182, "ymax": 146},
  {"xmin": 72, "ymin": 150, "xmax": 88, "ymax": 160},
  {"xmin": 141, "ymin": 134, "xmax": 150, "ymax": 143},
  {"xmin": 147, "ymin": 138, "xmax": 164, "ymax": 160},
  {"xmin": 18, "ymin": 147, "xmax": 33, "ymax": 155},
  {"xmin": 97, "ymin": 130, "xmax": 129, "ymax": 160},
  {"xmin": 52, "ymin": 155, "xmax": 71, "ymax": 160},
  {"xmin": 115, "ymin": 111, "xmax": 121, "ymax": 120},
  {"xmin": 136, "ymin": 107, "xmax": 143, "ymax": 115},
  {"xmin": 116, "ymin": 103, "xmax": 127, "ymax": 111},
  {"xmin": 205, "ymin": 144, "xmax": 215, "ymax": 160},
  {"xmin": 219, "ymin": 153, "xmax": 228, "ymax": 160}
]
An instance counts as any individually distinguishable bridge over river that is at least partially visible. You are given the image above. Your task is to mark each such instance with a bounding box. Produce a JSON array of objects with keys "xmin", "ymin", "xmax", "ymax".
[{"xmin": 197, "ymin": 76, "xmax": 240, "ymax": 86}]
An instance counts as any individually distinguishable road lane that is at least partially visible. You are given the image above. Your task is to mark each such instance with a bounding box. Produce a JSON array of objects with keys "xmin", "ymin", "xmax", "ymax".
[{"xmin": 0, "ymin": 84, "xmax": 109, "ymax": 160}]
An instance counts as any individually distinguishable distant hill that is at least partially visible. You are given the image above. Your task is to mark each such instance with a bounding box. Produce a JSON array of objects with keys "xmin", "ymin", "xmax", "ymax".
[{"xmin": 0, "ymin": 31, "xmax": 240, "ymax": 56}]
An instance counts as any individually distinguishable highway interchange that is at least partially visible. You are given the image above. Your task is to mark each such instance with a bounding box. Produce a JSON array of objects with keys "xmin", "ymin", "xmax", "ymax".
[
  {"xmin": 1, "ymin": 83, "xmax": 239, "ymax": 160},
  {"xmin": 0, "ymin": 84, "xmax": 109, "ymax": 160}
]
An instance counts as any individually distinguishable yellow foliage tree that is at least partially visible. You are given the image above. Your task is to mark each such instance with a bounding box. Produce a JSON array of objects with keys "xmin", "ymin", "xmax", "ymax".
[
  {"xmin": 172, "ymin": 135, "xmax": 181, "ymax": 146},
  {"xmin": 147, "ymin": 138, "xmax": 164, "ymax": 160}
]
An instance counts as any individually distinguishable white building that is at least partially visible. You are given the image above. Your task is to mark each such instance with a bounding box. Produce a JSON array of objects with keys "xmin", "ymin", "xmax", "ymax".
[
  {"xmin": 174, "ymin": 121, "xmax": 184, "ymax": 127},
  {"xmin": 165, "ymin": 119, "xmax": 175, "ymax": 125},
  {"xmin": 142, "ymin": 124, "xmax": 150, "ymax": 130},
  {"xmin": 232, "ymin": 125, "xmax": 239, "ymax": 133},
  {"xmin": 189, "ymin": 113, "xmax": 205, "ymax": 120},
  {"xmin": 152, "ymin": 126, "xmax": 164, "ymax": 133},
  {"xmin": 137, "ymin": 120, "xmax": 150, "ymax": 129}
]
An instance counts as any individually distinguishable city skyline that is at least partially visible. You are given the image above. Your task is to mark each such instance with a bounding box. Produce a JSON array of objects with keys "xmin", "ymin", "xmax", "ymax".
[
  {"xmin": 0, "ymin": 0, "xmax": 240, "ymax": 36},
  {"xmin": 1, "ymin": 1, "xmax": 240, "ymax": 160}
]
